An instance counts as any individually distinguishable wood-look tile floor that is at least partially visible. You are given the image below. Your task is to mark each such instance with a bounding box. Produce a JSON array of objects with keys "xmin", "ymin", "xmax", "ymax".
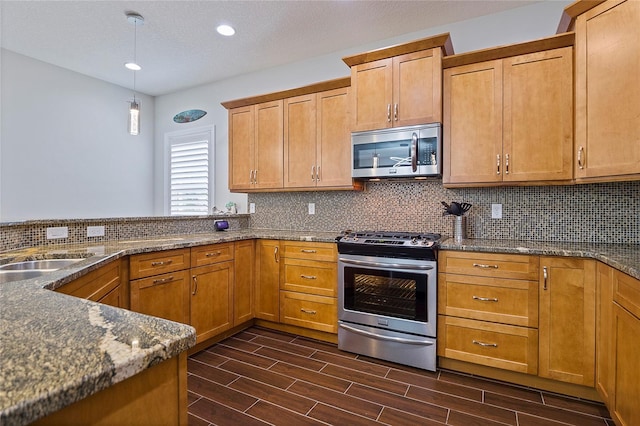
[{"xmin": 187, "ymin": 327, "xmax": 613, "ymax": 426}]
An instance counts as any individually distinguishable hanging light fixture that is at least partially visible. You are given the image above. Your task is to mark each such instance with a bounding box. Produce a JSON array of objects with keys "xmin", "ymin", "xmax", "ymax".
[{"xmin": 125, "ymin": 12, "xmax": 144, "ymax": 136}]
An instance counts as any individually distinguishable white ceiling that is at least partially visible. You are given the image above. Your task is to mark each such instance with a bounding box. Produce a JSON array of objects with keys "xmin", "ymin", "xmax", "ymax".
[{"xmin": 1, "ymin": 1, "xmax": 540, "ymax": 97}]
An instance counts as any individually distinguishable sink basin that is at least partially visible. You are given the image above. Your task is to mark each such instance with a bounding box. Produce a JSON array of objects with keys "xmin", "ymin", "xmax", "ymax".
[
  {"xmin": 0, "ymin": 270, "xmax": 47, "ymax": 284},
  {"xmin": 0, "ymin": 259, "xmax": 82, "ymax": 271}
]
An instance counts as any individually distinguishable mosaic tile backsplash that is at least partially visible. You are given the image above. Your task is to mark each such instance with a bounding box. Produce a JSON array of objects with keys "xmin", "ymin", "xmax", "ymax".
[{"xmin": 248, "ymin": 180, "xmax": 640, "ymax": 244}]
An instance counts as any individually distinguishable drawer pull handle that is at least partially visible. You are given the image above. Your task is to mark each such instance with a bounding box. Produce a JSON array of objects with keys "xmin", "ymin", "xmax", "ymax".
[
  {"xmin": 151, "ymin": 260, "xmax": 173, "ymax": 267},
  {"xmin": 300, "ymin": 275, "xmax": 317, "ymax": 280},
  {"xmin": 205, "ymin": 251, "xmax": 222, "ymax": 257},
  {"xmin": 301, "ymin": 309, "xmax": 317, "ymax": 315},
  {"xmin": 473, "ymin": 296, "xmax": 499, "ymax": 302},
  {"xmin": 192, "ymin": 276, "xmax": 198, "ymax": 295},
  {"xmin": 152, "ymin": 276, "xmax": 174, "ymax": 285},
  {"xmin": 473, "ymin": 263, "xmax": 498, "ymax": 269},
  {"xmin": 301, "ymin": 249, "xmax": 317, "ymax": 253},
  {"xmin": 543, "ymin": 266, "xmax": 548, "ymax": 290},
  {"xmin": 274, "ymin": 246, "xmax": 279, "ymax": 263},
  {"xmin": 473, "ymin": 340, "xmax": 498, "ymax": 348}
]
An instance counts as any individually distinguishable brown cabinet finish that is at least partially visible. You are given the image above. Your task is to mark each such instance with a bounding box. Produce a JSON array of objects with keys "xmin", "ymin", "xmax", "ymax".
[
  {"xmin": 538, "ymin": 257, "xmax": 596, "ymax": 386},
  {"xmin": 234, "ymin": 239, "xmax": 255, "ymax": 325},
  {"xmin": 281, "ymin": 241, "xmax": 337, "ymax": 262},
  {"xmin": 254, "ymin": 240, "xmax": 281, "ymax": 322},
  {"xmin": 281, "ymin": 257, "xmax": 337, "ymax": 298},
  {"xmin": 280, "ymin": 291, "xmax": 337, "ymax": 334},
  {"xmin": 191, "ymin": 242, "xmax": 234, "ymax": 268},
  {"xmin": 129, "ymin": 248, "xmax": 190, "ymax": 280},
  {"xmin": 130, "ymin": 270, "xmax": 191, "ymax": 324},
  {"xmin": 228, "ymin": 106, "xmax": 255, "ymax": 190},
  {"xmin": 439, "ymin": 250, "xmax": 539, "ymax": 281},
  {"xmin": 611, "ymin": 298, "xmax": 640, "ymax": 426},
  {"xmin": 284, "ymin": 94, "xmax": 317, "ymax": 188},
  {"xmin": 350, "ymin": 48, "xmax": 442, "ymax": 132},
  {"xmin": 596, "ymin": 262, "xmax": 614, "ymax": 405},
  {"xmin": 443, "ymin": 45, "xmax": 573, "ymax": 186},
  {"xmin": 575, "ymin": 0, "xmax": 640, "ymax": 182},
  {"xmin": 190, "ymin": 261, "xmax": 234, "ymax": 342},
  {"xmin": 316, "ymin": 87, "xmax": 353, "ymax": 188},
  {"xmin": 55, "ymin": 259, "xmax": 128, "ymax": 309}
]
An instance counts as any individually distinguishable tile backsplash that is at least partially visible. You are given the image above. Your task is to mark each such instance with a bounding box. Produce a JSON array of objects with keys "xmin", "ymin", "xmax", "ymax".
[{"xmin": 248, "ymin": 180, "xmax": 640, "ymax": 244}]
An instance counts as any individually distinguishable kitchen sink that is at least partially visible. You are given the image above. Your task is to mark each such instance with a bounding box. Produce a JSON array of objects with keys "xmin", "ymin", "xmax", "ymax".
[
  {"xmin": 0, "ymin": 259, "xmax": 82, "ymax": 271},
  {"xmin": 0, "ymin": 270, "xmax": 48, "ymax": 284}
]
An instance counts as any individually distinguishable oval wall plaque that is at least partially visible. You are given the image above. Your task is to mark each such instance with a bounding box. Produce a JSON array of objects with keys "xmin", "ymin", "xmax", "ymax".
[{"xmin": 173, "ymin": 109, "xmax": 207, "ymax": 123}]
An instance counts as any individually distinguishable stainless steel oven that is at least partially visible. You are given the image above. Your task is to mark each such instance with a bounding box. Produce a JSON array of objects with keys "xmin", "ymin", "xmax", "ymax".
[{"xmin": 337, "ymin": 231, "xmax": 439, "ymax": 371}]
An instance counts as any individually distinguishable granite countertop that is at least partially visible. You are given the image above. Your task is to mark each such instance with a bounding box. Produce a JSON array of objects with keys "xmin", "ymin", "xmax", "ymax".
[{"xmin": 2, "ymin": 229, "xmax": 639, "ymax": 425}]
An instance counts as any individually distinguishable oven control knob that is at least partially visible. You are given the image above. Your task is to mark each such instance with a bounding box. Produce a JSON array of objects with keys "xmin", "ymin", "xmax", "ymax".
[{"xmin": 411, "ymin": 237, "xmax": 418, "ymax": 245}]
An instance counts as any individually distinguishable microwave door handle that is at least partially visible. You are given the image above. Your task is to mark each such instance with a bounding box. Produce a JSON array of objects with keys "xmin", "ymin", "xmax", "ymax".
[{"xmin": 411, "ymin": 132, "xmax": 418, "ymax": 172}]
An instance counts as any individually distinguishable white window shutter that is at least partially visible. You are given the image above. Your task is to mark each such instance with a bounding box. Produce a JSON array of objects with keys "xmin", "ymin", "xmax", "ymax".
[{"xmin": 170, "ymin": 140, "xmax": 209, "ymax": 215}]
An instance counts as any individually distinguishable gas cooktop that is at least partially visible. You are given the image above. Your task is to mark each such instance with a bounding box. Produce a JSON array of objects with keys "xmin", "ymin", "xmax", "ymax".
[{"xmin": 337, "ymin": 230, "xmax": 441, "ymax": 248}]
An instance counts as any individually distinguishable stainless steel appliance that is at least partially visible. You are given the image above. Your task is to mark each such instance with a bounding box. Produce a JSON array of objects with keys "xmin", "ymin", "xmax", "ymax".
[
  {"xmin": 351, "ymin": 123, "xmax": 441, "ymax": 179},
  {"xmin": 337, "ymin": 231, "xmax": 440, "ymax": 371}
]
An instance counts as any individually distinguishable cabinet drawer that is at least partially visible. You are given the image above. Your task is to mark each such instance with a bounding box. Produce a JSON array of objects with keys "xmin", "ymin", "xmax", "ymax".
[
  {"xmin": 613, "ymin": 269, "xmax": 640, "ymax": 320},
  {"xmin": 280, "ymin": 291, "xmax": 337, "ymax": 333},
  {"xmin": 438, "ymin": 273, "xmax": 538, "ymax": 327},
  {"xmin": 438, "ymin": 315, "xmax": 538, "ymax": 374},
  {"xmin": 191, "ymin": 242, "xmax": 234, "ymax": 268},
  {"xmin": 282, "ymin": 241, "xmax": 337, "ymax": 262},
  {"xmin": 129, "ymin": 248, "xmax": 190, "ymax": 279},
  {"xmin": 439, "ymin": 251, "xmax": 539, "ymax": 280},
  {"xmin": 281, "ymin": 258, "xmax": 337, "ymax": 297}
]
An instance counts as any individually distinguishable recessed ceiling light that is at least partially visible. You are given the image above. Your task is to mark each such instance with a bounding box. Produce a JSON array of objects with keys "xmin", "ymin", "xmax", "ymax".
[
  {"xmin": 125, "ymin": 62, "xmax": 142, "ymax": 71},
  {"xmin": 216, "ymin": 24, "xmax": 235, "ymax": 36}
]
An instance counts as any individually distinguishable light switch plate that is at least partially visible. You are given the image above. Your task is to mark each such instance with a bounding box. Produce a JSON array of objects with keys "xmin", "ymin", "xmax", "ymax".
[
  {"xmin": 491, "ymin": 203, "xmax": 503, "ymax": 219},
  {"xmin": 46, "ymin": 226, "xmax": 68, "ymax": 239},
  {"xmin": 87, "ymin": 225, "xmax": 105, "ymax": 237},
  {"xmin": 308, "ymin": 203, "xmax": 315, "ymax": 215},
  {"xmin": 249, "ymin": 203, "xmax": 256, "ymax": 214}
]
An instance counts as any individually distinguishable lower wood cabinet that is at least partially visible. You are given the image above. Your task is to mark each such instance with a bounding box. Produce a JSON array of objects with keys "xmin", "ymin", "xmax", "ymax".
[
  {"xmin": 234, "ymin": 239, "xmax": 255, "ymax": 325},
  {"xmin": 130, "ymin": 270, "xmax": 191, "ymax": 324},
  {"xmin": 280, "ymin": 291, "xmax": 337, "ymax": 333},
  {"xmin": 56, "ymin": 259, "xmax": 128, "ymax": 309},
  {"xmin": 596, "ymin": 262, "xmax": 614, "ymax": 406},
  {"xmin": 254, "ymin": 239, "xmax": 281, "ymax": 321},
  {"xmin": 538, "ymin": 257, "xmax": 596, "ymax": 386},
  {"xmin": 190, "ymin": 261, "xmax": 234, "ymax": 342}
]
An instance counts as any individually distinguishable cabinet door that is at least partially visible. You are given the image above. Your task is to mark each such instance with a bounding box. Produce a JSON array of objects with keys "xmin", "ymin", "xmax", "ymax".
[
  {"xmin": 393, "ymin": 48, "xmax": 442, "ymax": 127},
  {"xmin": 229, "ymin": 106, "xmax": 255, "ymax": 190},
  {"xmin": 234, "ymin": 240, "xmax": 255, "ymax": 325},
  {"xmin": 575, "ymin": 0, "xmax": 640, "ymax": 180},
  {"xmin": 539, "ymin": 257, "xmax": 596, "ymax": 386},
  {"xmin": 254, "ymin": 100, "xmax": 283, "ymax": 189},
  {"xmin": 351, "ymin": 58, "xmax": 393, "ymax": 132},
  {"xmin": 503, "ymin": 47, "xmax": 573, "ymax": 183},
  {"xmin": 611, "ymin": 302, "xmax": 640, "ymax": 426},
  {"xmin": 596, "ymin": 262, "xmax": 614, "ymax": 405},
  {"xmin": 284, "ymin": 94, "xmax": 317, "ymax": 188},
  {"xmin": 255, "ymin": 240, "xmax": 280, "ymax": 321},
  {"xmin": 130, "ymin": 270, "xmax": 190, "ymax": 324},
  {"xmin": 317, "ymin": 87, "xmax": 352, "ymax": 188},
  {"xmin": 56, "ymin": 259, "xmax": 127, "ymax": 309},
  {"xmin": 443, "ymin": 60, "xmax": 503, "ymax": 185},
  {"xmin": 191, "ymin": 261, "xmax": 234, "ymax": 342}
]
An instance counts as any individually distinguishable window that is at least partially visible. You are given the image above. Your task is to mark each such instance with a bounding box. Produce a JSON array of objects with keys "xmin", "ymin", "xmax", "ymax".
[{"xmin": 165, "ymin": 126, "xmax": 214, "ymax": 216}]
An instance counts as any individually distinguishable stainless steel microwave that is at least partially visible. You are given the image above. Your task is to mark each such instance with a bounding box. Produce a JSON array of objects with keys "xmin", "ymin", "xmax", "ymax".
[{"xmin": 351, "ymin": 123, "xmax": 441, "ymax": 179}]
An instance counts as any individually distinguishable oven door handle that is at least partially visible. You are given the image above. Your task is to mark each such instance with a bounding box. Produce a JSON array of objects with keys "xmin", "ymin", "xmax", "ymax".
[
  {"xmin": 339, "ymin": 323, "xmax": 434, "ymax": 346},
  {"xmin": 338, "ymin": 257, "xmax": 434, "ymax": 271}
]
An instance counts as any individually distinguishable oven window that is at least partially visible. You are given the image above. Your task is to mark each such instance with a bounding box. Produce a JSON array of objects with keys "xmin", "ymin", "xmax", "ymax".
[{"xmin": 343, "ymin": 266, "xmax": 427, "ymax": 322}]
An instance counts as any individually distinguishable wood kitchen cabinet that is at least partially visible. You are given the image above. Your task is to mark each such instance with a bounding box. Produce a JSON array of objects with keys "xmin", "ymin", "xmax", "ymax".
[
  {"xmin": 596, "ymin": 262, "xmax": 614, "ymax": 406},
  {"xmin": 343, "ymin": 34, "xmax": 451, "ymax": 132},
  {"xmin": 56, "ymin": 259, "xmax": 128, "ymax": 309},
  {"xmin": 254, "ymin": 239, "xmax": 281, "ymax": 322},
  {"xmin": 538, "ymin": 257, "xmax": 596, "ymax": 386},
  {"xmin": 283, "ymin": 87, "xmax": 354, "ymax": 189},
  {"xmin": 129, "ymin": 249, "xmax": 191, "ymax": 324},
  {"xmin": 190, "ymin": 260, "xmax": 234, "ymax": 343},
  {"xmin": 234, "ymin": 239, "xmax": 255, "ymax": 325},
  {"xmin": 443, "ymin": 34, "xmax": 574, "ymax": 186},
  {"xmin": 573, "ymin": 0, "xmax": 640, "ymax": 182},
  {"xmin": 279, "ymin": 241, "xmax": 338, "ymax": 333},
  {"xmin": 228, "ymin": 101, "xmax": 283, "ymax": 190}
]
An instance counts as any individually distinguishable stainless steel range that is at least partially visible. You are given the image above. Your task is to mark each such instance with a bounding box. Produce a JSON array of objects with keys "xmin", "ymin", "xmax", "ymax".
[{"xmin": 336, "ymin": 230, "xmax": 440, "ymax": 371}]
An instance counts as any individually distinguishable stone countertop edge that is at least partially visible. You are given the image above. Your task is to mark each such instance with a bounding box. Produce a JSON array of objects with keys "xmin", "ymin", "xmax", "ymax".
[{"xmin": 1, "ymin": 230, "xmax": 639, "ymax": 425}]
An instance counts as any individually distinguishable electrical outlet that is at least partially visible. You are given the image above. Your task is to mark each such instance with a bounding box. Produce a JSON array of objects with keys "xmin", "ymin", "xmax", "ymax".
[
  {"xmin": 249, "ymin": 203, "xmax": 256, "ymax": 214},
  {"xmin": 87, "ymin": 225, "xmax": 105, "ymax": 237},
  {"xmin": 308, "ymin": 203, "xmax": 315, "ymax": 215},
  {"xmin": 491, "ymin": 203, "xmax": 503, "ymax": 219},
  {"xmin": 46, "ymin": 226, "xmax": 68, "ymax": 239}
]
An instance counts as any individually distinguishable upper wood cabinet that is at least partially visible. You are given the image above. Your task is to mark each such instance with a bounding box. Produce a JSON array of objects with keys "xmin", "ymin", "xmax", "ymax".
[
  {"xmin": 224, "ymin": 78, "xmax": 360, "ymax": 192},
  {"xmin": 443, "ymin": 34, "xmax": 574, "ymax": 187},
  {"xmin": 343, "ymin": 33, "xmax": 452, "ymax": 132},
  {"xmin": 283, "ymin": 87, "xmax": 353, "ymax": 189},
  {"xmin": 573, "ymin": 0, "xmax": 640, "ymax": 182},
  {"xmin": 228, "ymin": 101, "xmax": 283, "ymax": 191}
]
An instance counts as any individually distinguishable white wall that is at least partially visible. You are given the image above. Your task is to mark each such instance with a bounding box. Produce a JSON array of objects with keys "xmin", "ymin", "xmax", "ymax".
[
  {"xmin": 0, "ymin": 50, "xmax": 155, "ymax": 221},
  {"xmin": 154, "ymin": 1, "xmax": 570, "ymax": 215}
]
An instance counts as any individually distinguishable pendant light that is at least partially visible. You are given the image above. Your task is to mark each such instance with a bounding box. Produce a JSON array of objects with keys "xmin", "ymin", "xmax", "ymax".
[{"xmin": 125, "ymin": 12, "xmax": 144, "ymax": 136}]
